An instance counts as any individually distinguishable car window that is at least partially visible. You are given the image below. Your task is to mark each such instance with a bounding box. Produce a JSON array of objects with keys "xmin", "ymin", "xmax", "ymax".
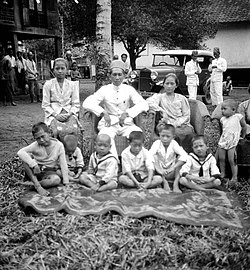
[{"xmin": 153, "ymin": 55, "xmax": 181, "ymax": 66}]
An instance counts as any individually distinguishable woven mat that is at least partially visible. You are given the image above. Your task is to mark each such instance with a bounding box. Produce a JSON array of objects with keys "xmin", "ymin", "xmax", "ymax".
[{"xmin": 18, "ymin": 185, "xmax": 250, "ymax": 229}]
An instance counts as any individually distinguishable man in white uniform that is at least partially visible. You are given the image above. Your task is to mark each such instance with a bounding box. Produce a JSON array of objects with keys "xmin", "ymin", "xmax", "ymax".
[
  {"xmin": 82, "ymin": 60, "xmax": 149, "ymax": 158},
  {"xmin": 209, "ymin": 47, "xmax": 227, "ymax": 105},
  {"xmin": 185, "ymin": 50, "xmax": 202, "ymax": 100}
]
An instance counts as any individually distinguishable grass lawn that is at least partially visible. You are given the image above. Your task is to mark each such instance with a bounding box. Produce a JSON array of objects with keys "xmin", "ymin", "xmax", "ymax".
[{"xmin": 0, "ymin": 83, "xmax": 250, "ymax": 269}]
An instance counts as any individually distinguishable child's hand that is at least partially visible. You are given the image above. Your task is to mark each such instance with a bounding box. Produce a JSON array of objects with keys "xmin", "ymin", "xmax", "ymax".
[
  {"xmin": 33, "ymin": 165, "xmax": 41, "ymax": 175},
  {"xmin": 91, "ymin": 183, "xmax": 100, "ymax": 191},
  {"xmin": 69, "ymin": 171, "xmax": 75, "ymax": 177}
]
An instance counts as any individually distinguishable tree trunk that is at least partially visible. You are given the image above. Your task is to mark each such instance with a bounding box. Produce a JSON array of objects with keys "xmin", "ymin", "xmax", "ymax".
[{"xmin": 95, "ymin": 0, "xmax": 112, "ymax": 90}]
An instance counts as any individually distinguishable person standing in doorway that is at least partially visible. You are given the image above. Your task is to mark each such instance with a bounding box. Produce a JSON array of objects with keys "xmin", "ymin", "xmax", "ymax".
[
  {"xmin": 26, "ymin": 51, "xmax": 40, "ymax": 103},
  {"xmin": 209, "ymin": 47, "xmax": 227, "ymax": 106},
  {"xmin": 185, "ymin": 50, "xmax": 202, "ymax": 100}
]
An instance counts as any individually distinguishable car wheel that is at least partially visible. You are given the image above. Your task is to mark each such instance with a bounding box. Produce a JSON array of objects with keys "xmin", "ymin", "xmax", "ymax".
[{"xmin": 202, "ymin": 80, "xmax": 212, "ymax": 105}]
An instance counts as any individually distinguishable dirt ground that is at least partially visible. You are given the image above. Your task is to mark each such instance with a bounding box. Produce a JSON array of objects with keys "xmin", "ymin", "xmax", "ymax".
[
  {"xmin": 0, "ymin": 84, "xmax": 248, "ymax": 164},
  {"xmin": 0, "ymin": 80, "xmax": 95, "ymax": 164}
]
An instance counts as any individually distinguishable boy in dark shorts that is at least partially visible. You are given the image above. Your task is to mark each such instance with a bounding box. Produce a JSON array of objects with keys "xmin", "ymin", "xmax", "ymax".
[{"xmin": 17, "ymin": 122, "xmax": 69, "ymax": 196}]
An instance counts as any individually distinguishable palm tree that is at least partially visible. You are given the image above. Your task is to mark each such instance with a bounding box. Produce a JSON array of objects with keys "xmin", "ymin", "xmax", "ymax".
[{"xmin": 95, "ymin": 0, "xmax": 112, "ymax": 90}]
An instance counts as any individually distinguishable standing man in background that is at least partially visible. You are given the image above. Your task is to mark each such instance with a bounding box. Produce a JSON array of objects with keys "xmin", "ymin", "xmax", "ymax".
[
  {"xmin": 4, "ymin": 48, "xmax": 17, "ymax": 96},
  {"xmin": 185, "ymin": 50, "xmax": 201, "ymax": 100},
  {"xmin": 209, "ymin": 47, "xmax": 227, "ymax": 105},
  {"xmin": 26, "ymin": 51, "xmax": 40, "ymax": 103}
]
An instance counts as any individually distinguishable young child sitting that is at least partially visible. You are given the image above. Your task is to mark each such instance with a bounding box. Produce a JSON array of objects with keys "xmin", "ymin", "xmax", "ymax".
[
  {"xmin": 149, "ymin": 122, "xmax": 188, "ymax": 193},
  {"xmin": 61, "ymin": 133, "xmax": 85, "ymax": 182},
  {"xmin": 218, "ymin": 99, "xmax": 247, "ymax": 183},
  {"xmin": 17, "ymin": 122, "xmax": 69, "ymax": 196},
  {"xmin": 179, "ymin": 135, "xmax": 221, "ymax": 191},
  {"xmin": 70, "ymin": 62, "xmax": 81, "ymax": 81},
  {"xmin": 119, "ymin": 131, "xmax": 162, "ymax": 189},
  {"xmin": 80, "ymin": 134, "xmax": 118, "ymax": 192}
]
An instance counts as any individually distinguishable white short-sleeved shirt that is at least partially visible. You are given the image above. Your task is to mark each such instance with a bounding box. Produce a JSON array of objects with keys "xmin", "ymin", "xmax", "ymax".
[
  {"xmin": 121, "ymin": 146, "xmax": 154, "ymax": 178},
  {"xmin": 149, "ymin": 139, "xmax": 188, "ymax": 171}
]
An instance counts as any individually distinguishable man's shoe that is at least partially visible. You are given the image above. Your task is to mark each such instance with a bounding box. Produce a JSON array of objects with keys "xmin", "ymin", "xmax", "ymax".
[{"xmin": 11, "ymin": 102, "xmax": 17, "ymax": 106}]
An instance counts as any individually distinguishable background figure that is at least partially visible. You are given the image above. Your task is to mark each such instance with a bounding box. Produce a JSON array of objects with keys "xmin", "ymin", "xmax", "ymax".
[
  {"xmin": 223, "ymin": 76, "xmax": 233, "ymax": 96},
  {"xmin": 121, "ymin": 53, "xmax": 131, "ymax": 75},
  {"xmin": 113, "ymin": 55, "xmax": 119, "ymax": 60},
  {"xmin": 209, "ymin": 47, "xmax": 227, "ymax": 105},
  {"xmin": 26, "ymin": 51, "xmax": 40, "ymax": 103},
  {"xmin": 70, "ymin": 62, "xmax": 82, "ymax": 81},
  {"xmin": 16, "ymin": 51, "xmax": 27, "ymax": 94},
  {"xmin": 184, "ymin": 50, "xmax": 201, "ymax": 100},
  {"xmin": 65, "ymin": 50, "xmax": 76, "ymax": 79},
  {"xmin": 3, "ymin": 48, "xmax": 17, "ymax": 96},
  {"xmin": 0, "ymin": 51, "xmax": 16, "ymax": 106}
]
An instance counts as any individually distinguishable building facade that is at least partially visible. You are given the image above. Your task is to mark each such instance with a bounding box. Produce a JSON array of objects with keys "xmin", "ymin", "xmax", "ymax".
[{"xmin": 0, "ymin": 0, "xmax": 61, "ymax": 56}]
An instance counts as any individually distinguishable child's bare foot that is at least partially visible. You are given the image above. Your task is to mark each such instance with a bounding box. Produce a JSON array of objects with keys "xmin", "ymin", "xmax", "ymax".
[
  {"xmin": 173, "ymin": 186, "xmax": 182, "ymax": 193},
  {"xmin": 36, "ymin": 186, "xmax": 50, "ymax": 196}
]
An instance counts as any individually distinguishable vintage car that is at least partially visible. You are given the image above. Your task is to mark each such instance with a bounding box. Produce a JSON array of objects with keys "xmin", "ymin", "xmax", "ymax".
[{"xmin": 127, "ymin": 49, "xmax": 214, "ymax": 104}]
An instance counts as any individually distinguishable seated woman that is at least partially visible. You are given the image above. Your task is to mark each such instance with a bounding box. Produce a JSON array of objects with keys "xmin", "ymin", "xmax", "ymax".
[
  {"xmin": 146, "ymin": 73, "xmax": 195, "ymax": 152},
  {"xmin": 42, "ymin": 58, "xmax": 80, "ymax": 139}
]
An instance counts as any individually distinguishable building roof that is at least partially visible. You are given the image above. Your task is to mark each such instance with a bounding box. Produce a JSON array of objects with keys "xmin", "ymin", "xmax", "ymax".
[{"xmin": 204, "ymin": 0, "xmax": 250, "ymax": 23}]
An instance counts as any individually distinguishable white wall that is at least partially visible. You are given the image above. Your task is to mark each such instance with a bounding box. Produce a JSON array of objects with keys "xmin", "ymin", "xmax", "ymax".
[{"xmin": 205, "ymin": 22, "xmax": 250, "ymax": 68}]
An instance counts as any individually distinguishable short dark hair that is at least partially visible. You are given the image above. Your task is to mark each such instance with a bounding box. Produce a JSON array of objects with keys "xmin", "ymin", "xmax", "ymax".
[
  {"xmin": 156, "ymin": 122, "xmax": 175, "ymax": 134},
  {"xmin": 191, "ymin": 135, "xmax": 207, "ymax": 146},
  {"xmin": 32, "ymin": 122, "xmax": 50, "ymax": 136},
  {"xmin": 129, "ymin": 131, "xmax": 144, "ymax": 143},
  {"xmin": 121, "ymin": 53, "xmax": 127, "ymax": 58},
  {"xmin": 163, "ymin": 73, "xmax": 179, "ymax": 86}
]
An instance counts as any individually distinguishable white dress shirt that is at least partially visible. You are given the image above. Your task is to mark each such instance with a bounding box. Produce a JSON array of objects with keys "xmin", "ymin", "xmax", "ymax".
[
  {"xmin": 185, "ymin": 59, "xmax": 201, "ymax": 86},
  {"xmin": 210, "ymin": 57, "xmax": 227, "ymax": 82},
  {"xmin": 82, "ymin": 83, "xmax": 149, "ymax": 125}
]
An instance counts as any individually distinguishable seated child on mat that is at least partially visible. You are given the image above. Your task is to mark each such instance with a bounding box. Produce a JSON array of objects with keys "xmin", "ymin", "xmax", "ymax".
[
  {"xmin": 149, "ymin": 122, "xmax": 188, "ymax": 193},
  {"xmin": 119, "ymin": 131, "xmax": 162, "ymax": 189},
  {"xmin": 17, "ymin": 122, "xmax": 69, "ymax": 196},
  {"xmin": 59, "ymin": 133, "xmax": 85, "ymax": 182},
  {"xmin": 179, "ymin": 135, "xmax": 221, "ymax": 191},
  {"xmin": 80, "ymin": 134, "xmax": 118, "ymax": 192}
]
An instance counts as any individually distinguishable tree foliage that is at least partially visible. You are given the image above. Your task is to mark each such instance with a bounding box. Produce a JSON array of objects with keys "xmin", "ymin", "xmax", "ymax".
[
  {"xmin": 58, "ymin": 0, "xmax": 96, "ymax": 44},
  {"xmin": 112, "ymin": 0, "xmax": 218, "ymax": 69},
  {"xmin": 59, "ymin": 0, "xmax": 218, "ymax": 69}
]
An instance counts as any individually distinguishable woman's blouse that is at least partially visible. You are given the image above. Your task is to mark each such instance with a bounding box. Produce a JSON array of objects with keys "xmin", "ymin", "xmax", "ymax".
[
  {"xmin": 42, "ymin": 78, "xmax": 80, "ymax": 125},
  {"xmin": 146, "ymin": 93, "xmax": 191, "ymax": 127}
]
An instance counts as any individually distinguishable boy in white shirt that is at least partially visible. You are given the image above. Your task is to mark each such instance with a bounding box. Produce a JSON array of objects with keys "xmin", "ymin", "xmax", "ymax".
[
  {"xmin": 179, "ymin": 135, "xmax": 221, "ymax": 191},
  {"xmin": 119, "ymin": 131, "xmax": 162, "ymax": 189},
  {"xmin": 149, "ymin": 122, "xmax": 188, "ymax": 193},
  {"xmin": 17, "ymin": 122, "xmax": 69, "ymax": 196}
]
